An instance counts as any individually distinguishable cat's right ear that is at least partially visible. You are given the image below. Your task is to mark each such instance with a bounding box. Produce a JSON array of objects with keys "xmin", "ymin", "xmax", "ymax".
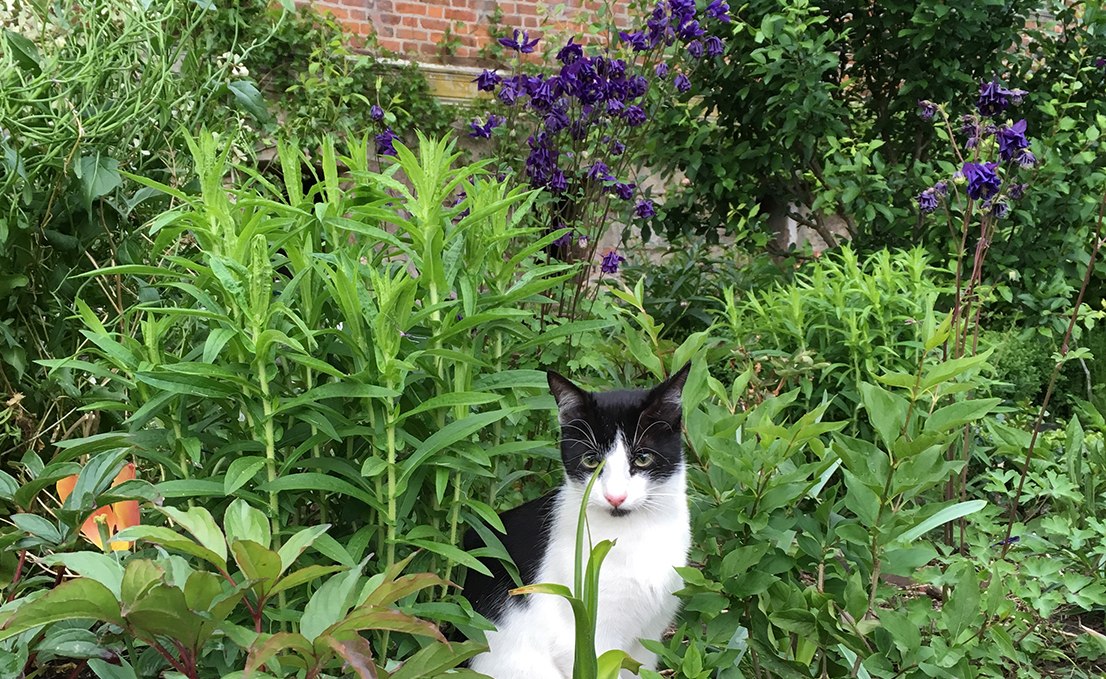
[{"xmin": 547, "ymin": 371, "xmax": 588, "ymax": 423}]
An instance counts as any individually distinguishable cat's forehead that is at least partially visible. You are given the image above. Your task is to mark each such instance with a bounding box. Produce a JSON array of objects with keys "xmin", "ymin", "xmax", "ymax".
[{"xmin": 591, "ymin": 388, "xmax": 650, "ymax": 411}]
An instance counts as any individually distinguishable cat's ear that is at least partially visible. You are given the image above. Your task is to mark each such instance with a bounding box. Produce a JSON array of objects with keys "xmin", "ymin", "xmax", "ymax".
[
  {"xmin": 643, "ymin": 363, "xmax": 691, "ymax": 426},
  {"xmin": 547, "ymin": 371, "xmax": 589, "ymax": 422}
]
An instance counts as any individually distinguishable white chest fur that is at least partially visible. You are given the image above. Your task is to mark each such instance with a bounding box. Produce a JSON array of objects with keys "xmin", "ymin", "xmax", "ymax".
[{"xmin": 469, "ymin": 470, "xmax": 690, "ymax": 679}]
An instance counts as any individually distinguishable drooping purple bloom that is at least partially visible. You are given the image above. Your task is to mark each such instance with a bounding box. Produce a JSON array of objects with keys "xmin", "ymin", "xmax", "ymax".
[
  {"xmin": 499, "ymin": 28, "xmax": 540, "ymax": 54},
  {"xmin": 687, "ymin": 40, "xmax": 704, "ymax": 58},
  {"xmin": 1097, "ymin": 57, "xmax": 1106, "ymax": 69},
  {"xmin": 1017, "ymin": 149, "xmax": 1036, "ymax": 168},
  {"xmin": 552, "ymin": 227, "xmax": 574, "ymax": 248},
  {"xmin": 917, "ymin": 188, "xmax": 939, "ymax": 214},
  {"xmin": 544, "ymin": 108, "xmax": 571, "ymax": 133},
  {"xmin": 613, "ymin": 182, "xmax": 636, "ymax": 200},
  {"xmin": 557, "ymin": 37, "xmax": 583, "ymax": 64},
  {"xmin": 635, "ymin": 199, "xmax": 656, "ymax": 218},
  {"xmin": 375, "ymin": 129, "xmax": 399, "ymax": 156},
  {"xmin": 600, "ymin": 249, "xmax": 626, "ymax": 274},
  {"xmin": 707, "ymin": 0, "xmax": 731, "ymax": 22},
  {"xmin": 963, "ymin": 161, "xmax": 1001, "ymax": 200},
  {"xmin": 549, "ymin": 169, "xmax": 568, "ymax": 193},
  {"xmin": 526, "ymin": 132, "xmax": 560, "ymax": 188},
  {"xmin": 497, "ymin": 77, "xmax": 521, "ymax": 105},
  {"xmin": 977, "ymin": 78, "xmax": 1012, "ymax": 117},
  {"xmin": 610, "ymin": 140, "xmax": 626, "ymax": 156},
  {"xmin": 997, "ymin": 119, "xmax": 1029, "ymax": 161},
  {"xmin": 474, "ymin": 69, "xmax": 501, "ymax": 92},
  {"xmin": 917, "ymin": 100, "xmax": 937, "ymax": 120},
  {"xmin": 587, "ymin": 161, "xmax": 615, "ymax": 182},
  {"xmin": 705, "ymin": 35, "xmax": 724, "ymax": 57},
  {"xmin": 606, "ymin": 98, "xmax": 626, "ymax": 115},
  {"xmin": 623, "ymin": 105, "xmax": 647, "ymax": 126},
  {"xmin": 619, "ymin": 30, "xmax": 650, "ymax": 52},
  {"xmin": 370, "ymin": 104, "xmax": 385, "ymax": 121},
  {"xmin": 934, "ymin": 180, "xmax": 949, "ymax": 195},
  {"xmin": 669, "ymin": 0, "xmax": 697, "ymax": 25},
  {"xmin": 468, "ymin": 115, "xmax": 504, "ymax": 139},
  {"xmin": 627, "ymin": 75, "xmax": 649, "ymax": 99},
  {"xmin": 1009, "ymin": 182, "xmax": 1027, "ymax": 200},
  {"xmin": 992, "ymin": 201, "xmax": 1010, "ymax": 218},
  {"xmin": 655, "ymin": 62, "xmax": 670, "ymax": 78},
  {"xmin": 674, "ymin": 73, "xmax": 691, "ymax": 92},
  {"xmin": 677, "ymin": 19, "xmax": 706, "ymax": 40}
]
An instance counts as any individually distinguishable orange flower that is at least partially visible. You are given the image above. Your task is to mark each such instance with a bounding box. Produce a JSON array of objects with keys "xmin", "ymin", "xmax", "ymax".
[{"xmin": 56, "ymin": 462, "xmax": 141, "ymax": 552}]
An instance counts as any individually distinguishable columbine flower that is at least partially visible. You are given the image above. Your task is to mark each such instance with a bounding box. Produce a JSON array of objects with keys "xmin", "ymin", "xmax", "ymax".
[
  {"xmin": 375, "ymin": 129, "xmax": 399, "ymax": 156},
  {"xmin": 1017, "ymin": 149, "xmax": 1036, "ymax": 168},
  {"xmin": 992, "ymin": 201, "xmax": 1010, "ymax": 218},
  {"xmin": 587, "ymin": 161, "xmax": 615, "ymax": 182},
  {"xmin": 705, "ymin": 35, "xmax": 724, "ymax": 57},
  {"xmin": 934, "ymin": 180, "xmax": 949, "ymax": 195},
  {"xmin": 474, "ymin": 69, "xmax": 501, "ymax": 92},
  {"xmin": 469, "ymin": 115, "xmax": 504, "ymax": 139},
  {"xmin": 1009, "ymin": 182, "xmax": 1027, "ymax": 200},
  {"xmin": 550, "ymin": 169, "xmax": 568, "ymax": 193},
  {"xmin": 627, "ymin": 75, "xmax": 649, "ymax": 99},
  {"xmin": 620, "ymin": 30, "xmax": 650, "ymax": 51},
  {"xmin": 707, "ymin": 0, "xmax": 731, "ymax": 21},
  {"xmin": 557, "ymin": 38, "xmax": 583, "ymax": 64},
  {"xmin": 499, "ymin": 28, "xmax": 540, "ymax": 53},
  {"xmin": 917, "ymin": 188, "xmax": 939, "ymax": 214},
  {"xmin": 613, "ymin": 182, "xmax": 636, "ymax": 200},
  {"xmin": 56, "ymin": 463, "xmax": 140, "ymax": 552},
  {"xmin": 917, "ymin": 100, "xmax": 937, "ymax": 120},
  {"xmin": 610, "ymin": 140, "xmax": 626, "ymax": 156},
  {"xmin": 677, "ymin": 19, "xmax": 706, "ymax": 40},
  {"xmin": 655, "ymin": 62, "xmax": 670, "ymax": 78},
  {"xmin": 578, "ymin": 234, "xmax": 590, "ymax": 247},
  {"xmin": 687, "ymin": 40, "xmax": 704, "ymax": 58},
  {"xmin": 370, "ymin": 104, "xmax": 385, "ymax": 121},
  {"xmin": 623, "ymin": 105, "xmax": 647, "ymax": 126},
  {"xmin": 552, "ymin": 227, "xmax": 574, "ymax": 248},
  {"xmin": 963, "ymin": 161, "xmax": 1001, "ymax": 200},
  {"xmin": 997, "ymin": 119, "xmax": 1028, "ymax": 160},
  {"xmin": 600, "ymin": 249, "xmax": 626, "ymax": 274},
  {"xmin": 674, "ymin": 73, "xmax": 691, "ymax": 92},
  {"xmin": 635, "ymin": 199, "xmax": 656, "ymax": 218},
  {"xmin": 977, "ymin": 78, "xmax": 1014, "ymax": 117}
]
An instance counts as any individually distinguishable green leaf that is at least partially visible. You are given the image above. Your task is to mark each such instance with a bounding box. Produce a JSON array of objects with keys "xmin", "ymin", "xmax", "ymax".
[
  {"xmin": 277, "ymin": 524, "xmax": 331, "ymax": 571},
  {"xmin": 88, "ymin": 657, "xmax": 138, "ymax": 679},
  {"xmin": 41, "ymin": 552, "xmax": 125, "ymax": 599},
  {"xmin": 0, "ymin": 579, "xmax": 122, "ymax": 641},
  {"xmin": 121, "ymin": 559, "xmax": 165, "ymax": 607},
  {"xmin": 923, "ymin": 398, "xmax": 1002, "ymax": 433},
  {"xmin": 159, "ymin": 506, "xmax": 228, "ymax": 565},
  {"xmin": 224, "ymin": 456, "xmax": 267, "ymax": 496},
  {"xmin": 397, "ymin": 409, "xmax": 520, "ymax": 493},
  {"xmin": 597, "ymin": 649, "xmax": 642, "ymax": 679},
  {"xmin": 894, "ymin": 500, "xmax": 987, "ymax": 544},
  {"xmin": 858, "ymin": 382, "xmax": 908, "ymax": 448},
  {"xmin": 402, "ymin": 538, "xmax": 491, "ymax": 577},
  {"xmin": 232, "ymin": 540, "xmax": 283, "ymax": 595},
  {"xmin": 74, "ymin": 154, "xmax": 123, "ymax": 209},
  {"xmin": 301, "ymin": 561, "xmax": 365, "ymax": 642},
  {"xmin": 224, "ymin": 499, "xmax": 271, "ymax": 547},
  {"xmin": 227, "ymin": 80, "xmax": 271, "ymax": 121},
  {"xmin": 112, "ymin": 525, "xmax": 227, "ymax": 570},
  {"xmin": 269, "ymin": 565, "xmax": 347, "ymax": 598}
]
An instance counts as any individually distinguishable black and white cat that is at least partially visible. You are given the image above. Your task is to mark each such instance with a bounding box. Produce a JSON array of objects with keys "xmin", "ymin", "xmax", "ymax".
[{"xmin": 463, "ymin": 365, "xmax": 692, "ymax": 678}]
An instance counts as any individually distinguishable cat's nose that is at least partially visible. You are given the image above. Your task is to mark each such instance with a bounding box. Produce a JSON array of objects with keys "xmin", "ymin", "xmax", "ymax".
[{"xmin": 604, "ymin": 492, "xmax": 627, "ymax": 508}]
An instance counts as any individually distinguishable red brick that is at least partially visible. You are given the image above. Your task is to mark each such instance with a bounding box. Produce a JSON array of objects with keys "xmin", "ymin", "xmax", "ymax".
[
  {"xmin": 419, "ymin": 17, "xmax": 449, "ymax": 32},
  {"xmin": 445, "ymin": 7, "xmax": 476, "ymax": 22}
]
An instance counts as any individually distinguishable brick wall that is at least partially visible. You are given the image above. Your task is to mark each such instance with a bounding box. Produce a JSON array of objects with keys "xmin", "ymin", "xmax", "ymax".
[{"xmin": 308, "ymin": 0, "xmax": 630, "ymax": 64}]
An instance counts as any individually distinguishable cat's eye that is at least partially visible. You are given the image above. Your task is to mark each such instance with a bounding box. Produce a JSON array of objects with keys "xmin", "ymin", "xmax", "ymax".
[
  {"xmin": 580, "ymin": 452, "xmax": 602, "ymax": 469},
  {"xmin": 632, "ymin": 452, "xmax": 656, "ymax": 469}
]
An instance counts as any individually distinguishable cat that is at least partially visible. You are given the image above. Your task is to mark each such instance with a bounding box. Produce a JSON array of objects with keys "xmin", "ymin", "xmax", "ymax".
[{"xmin": 462, "ymin": 365, "xmax": 692, "ymax": 679}]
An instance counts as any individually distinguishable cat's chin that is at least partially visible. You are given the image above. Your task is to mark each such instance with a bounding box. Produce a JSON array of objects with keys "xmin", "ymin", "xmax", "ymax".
[{"xmin": 608, "ymin": 507, "xmax": 631, "ymax": 517}]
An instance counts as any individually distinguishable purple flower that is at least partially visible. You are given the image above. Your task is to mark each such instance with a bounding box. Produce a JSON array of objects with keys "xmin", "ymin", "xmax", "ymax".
[
  {"xmin": 474, "ymin": 69, "xmax": 501, "ymax": 92},
  {"xmin": 707, "ymin": 0, "xmax": 731, "ymax": 22},
  {"xmin": 375, "ymin": 128, "xmax": 399, "ymax": 156},
  {"xmin": 499, "ymin": 29, "xmax": 540, "ymax": 54},
  {"xmin": 627, "ymin": 75, "xmax": 649, "ymax": 99},
  {"xmin": 587, "ymin": 161, "xmax": 615, "ymax": 182},
  {"xmin": 935, "ymin": 180, "xmax": 949, "ymax": 195},
  {"xmin": 606, "ymin": 98, "xmax": 626, "ymax": 115},
  {"xmin": 677, "ymin": 19, "xmax": 706, "ymax": 40},
  {"xmin": 370, "ymin": 104, "xmax": 385, "ymax": 121},
  {"xmin": 917, "ymin": 100, "xmax": 937, "ymax": 120},
  {"xmin": 917, "ymin": 188, "xmax": 939, "ymax": 214},
  {"xmin": 635, "ymin": 199, "xmax": 656, "ymax": 218},
  {"xmin": 1009, "ymin": 182, "xmax": 1027, "ymax": 200},
  {"xmin": 623, "ymin": 105, "xmax": 647, "ymax": 126},
  {"xmin": 655, "ymin": 62, "xmax": 670, "ymax": 78},
  {"xmin": 549, "ymin": 169, "xmax": 568, "ymax": 193},
  {"xmin": 613, "ymin": 182, "xmax": 636, "ymax": 200},
  {"xmin": 992, "ymin": 201, "xmax": 1010, "ymax": 218},
  {"xmin": 558, "ymin": 38, "xmax": 583, "ymax": 64},
  {"xmin": 977, "ymin": 78, "xmax": 1014, "ymax": 117},
  {"xmin": 963, "ymin": 161, "xmax": 1001, "ymax": 200},
  {"xmin": 1017, "ymin": 149, "xmax": 1036, "ymax": 168},
  {"xmin": 578, "ymin": 234, "xmax": 589, "ymax": 247},
  {"xmin": 610, "ymin": 140, "xmax": 626, "ymax": 156},
  {"xmin": 600, "ymin": 249, "xmax": 626, "ymax": 274},
  {"xmin": 619, "ymin": 30, "xmax": 650, "ymax": 52},
  {"xmin": 544, "ymin": 108, "xmax": 570, "ymax": 133},
  {"xmin": 552, "ymin": 227, "xmax": 574, "ymax": 248},
  {"xmin": 1097, "ymin": 57, "xmax": 1106, "ymax": 69},
  {"xmin": 669, "ymin": 0, "xmax": 696, "ymax": 24},
  {"xmin": 468, "ymin": 115, "xmax": 504, "ymax": 139},
  {"xmin": 997, "ymin": 119, "xmax": 1028, "ymax": 160},
  {"xmin": 705, "ymin": 35, "xmax": 724, "ymax": 57},
  {"xmin": 687, "ymin": 40, "xmax": 704, "ymax": 58},
  {"xmin": 674, "ymin": 73, "xmax": 691, "ymax": 93}
]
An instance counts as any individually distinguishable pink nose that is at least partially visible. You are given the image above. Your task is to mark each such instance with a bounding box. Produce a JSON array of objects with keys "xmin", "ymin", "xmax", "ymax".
[{"xmin": 604, "ymin": 492, "xmax": 627, "ymax": 508}]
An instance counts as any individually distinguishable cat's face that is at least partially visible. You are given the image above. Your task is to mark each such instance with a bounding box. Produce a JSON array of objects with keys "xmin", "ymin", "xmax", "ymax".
[{"xmin": 547, "ymin": 365, "xmax": 689, "ymax": 517}]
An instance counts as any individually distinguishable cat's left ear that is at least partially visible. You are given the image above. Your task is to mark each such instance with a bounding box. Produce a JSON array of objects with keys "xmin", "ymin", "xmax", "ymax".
[
  {"xmin": 644, "ymin": 363, "xmax": 691, "ymax": 426},
  {"xmin": 547, "ymin": 370, "xmax": 589, "ymax": 423}
]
